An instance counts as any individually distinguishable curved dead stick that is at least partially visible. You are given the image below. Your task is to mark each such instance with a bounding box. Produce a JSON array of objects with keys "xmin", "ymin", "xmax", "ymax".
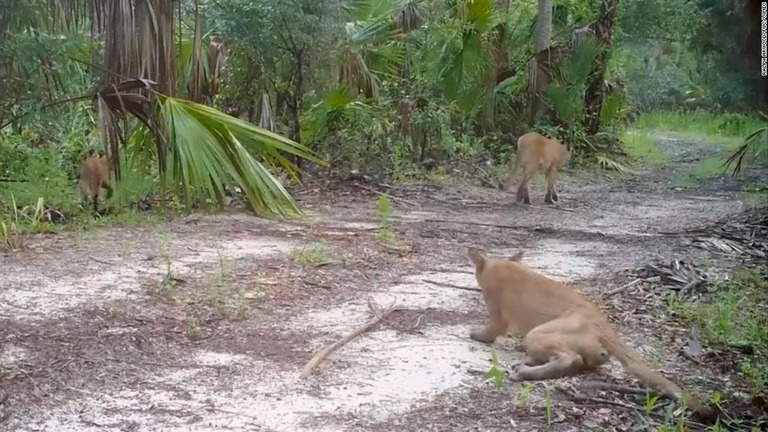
[{"xmin": 299, "ymin": 300, "xmax": 400, "ymax": 378}]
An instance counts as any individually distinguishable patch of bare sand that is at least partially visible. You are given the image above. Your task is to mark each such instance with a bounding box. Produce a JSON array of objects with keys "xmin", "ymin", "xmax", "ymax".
[{"xmin": 0, "ymin": 233, "xmax": 302, "ymax": 321}]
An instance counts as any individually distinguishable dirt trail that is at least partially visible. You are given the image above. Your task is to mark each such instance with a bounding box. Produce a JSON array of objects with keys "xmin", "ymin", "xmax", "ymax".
[{"xmin": 0, "ymin": 136, "xmax": 759, "ymax": 431}]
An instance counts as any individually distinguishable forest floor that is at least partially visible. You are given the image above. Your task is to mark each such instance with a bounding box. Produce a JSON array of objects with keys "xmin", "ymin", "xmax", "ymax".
[{"xmin": 1, "ymin": 133, "xmax": 766, "ymax": 432}]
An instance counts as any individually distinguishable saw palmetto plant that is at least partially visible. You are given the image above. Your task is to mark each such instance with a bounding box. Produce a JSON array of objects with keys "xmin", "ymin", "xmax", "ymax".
[{"xmin": 2, "ymin": 0, "xmax": 325, "ymax": 219}]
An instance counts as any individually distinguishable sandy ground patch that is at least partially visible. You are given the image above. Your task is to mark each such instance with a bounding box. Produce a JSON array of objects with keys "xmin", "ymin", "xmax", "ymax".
[{"xmin": 1, "ymin": 136, "xmax": 764, "ymax": 431}]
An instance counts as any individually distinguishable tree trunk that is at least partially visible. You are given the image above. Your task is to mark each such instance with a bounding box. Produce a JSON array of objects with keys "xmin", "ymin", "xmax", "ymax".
[
  {"xmin": 287, "ymin": 49, "xmax": 304, "ymax": 174},
  {"xmin": 583, "ymin": 0, "xmax": 620, "ymax": 136},
  {"xmin": 743, "ymin": 0, "xmax": 767, "ymax": 109},
  {"xmin": 535, "ymin": 0, "xmax": 552, "ymax": 52},
  {"xmin": 531, "ymin": 0, "xmax": 553, "ymax": 123}
]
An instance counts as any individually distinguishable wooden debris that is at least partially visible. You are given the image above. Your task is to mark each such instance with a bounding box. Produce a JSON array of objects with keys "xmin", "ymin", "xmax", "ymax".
[
  {"xmin": 601, "ymin": 277, "xmax": 660, "ymax": 299},
  {"xmin": 352, "ymin": 182, "xmax": 420, "ymax": 207},
  {"xmin": 683, "ymin": 207, "xmax": 768, "ymax": 260},
  {"xmin": 299, "ymin": 300, "xmax": 400, "ymax": 378},
  {"xmin": 422, "ymin": 279, "xmax": 480, "ymax": 292},
  {"xmin": 449, "ymin": 154, "xmax": 497, "ymax": 188},
  {"xmin": 580, "ymin": 380, "xmax": 671, "ymax": 399},
  {"xmin": 636, "ymin": 259, "xmax": 708, "ymax": 297}
]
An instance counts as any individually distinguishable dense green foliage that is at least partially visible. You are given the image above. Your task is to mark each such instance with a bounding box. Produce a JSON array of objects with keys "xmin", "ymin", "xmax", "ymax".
[{"xmin": 1, "ymin": 0, "xmax": 765, "ymax": 229}]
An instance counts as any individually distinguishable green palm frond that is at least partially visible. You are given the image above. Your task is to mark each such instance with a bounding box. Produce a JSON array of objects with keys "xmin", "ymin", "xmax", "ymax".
[
  {"xmin": 431, "ymin": 0, "xmax": 498, "ymax": 114},
  {"xmin": 345, "ymin": 20, "xmax": 401, "ymax": 46},
  {"xmin": 344, "ymin": 0, "xmax": 399, "ymax": 22},
  {"xmin": 600, "ymin": 90, "xmax": 629, "ymax": 126},
  {"xmin": 437, "ymin": 31, "xmax": 490, "ymax": 113},
  {"xmin": 302, "ymin": 86, "xmax": 374, "ymax": 142},
  {"xmin": 494, "ymin": 73, "xmax": 526, "ymax": 95},
  {"xmin": 94, "ymin": 79, "xmax": 325, "ymax": 219},
  {"xmin": 159, "ymin": 96, "xmax": 323, "ymax": 218},
  {"xmin": 365, "ymin": 41, "xmax": 407, "ymax": 77},
  {"xmin": 544, "ymin": 85, "xmax": 581, "ymax": 121},
  {"xmin": 339, "ymin": 0, "xmax": 408, "ymax": 99},
  {"xmin": 569, "ymin": 36, "xmax": 600, "ymax": 83},
  {"xmin": 462, "ymin": 0, "xmax": 497, "ymax": 32},
  {"xmin": 176, "ymin": 32, "xmax": 213, "ymax": 99},
  {"xmin": 541, "ymin": 35, "xmax": 600, "ymax": 123}
]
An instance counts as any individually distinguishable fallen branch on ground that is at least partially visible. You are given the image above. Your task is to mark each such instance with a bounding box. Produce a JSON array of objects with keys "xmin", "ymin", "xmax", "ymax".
[
  {"xmin": 379, "ymin": 242, "xmax": 419, "ymax": 256},
  {"xmin": 299, "ymin": 299, "xmax": 400, "ymax": 378},
  {"xmin": 580, "ymin": 380, "xmax": 669, "ymax": 399},
  {"xmin": 557, "ymin": 386, "xmax": 640, "ymax": 411},
  {"xmin": 424, "ymin": 219, "xmax": 524, "ymax": 231},
  {"xmin": 520, "ymin": 203, "xmax": 578, "ymax": 214},
  {"xmin": 559, "ymin": 385, "xmax": 708, "ymax": 429},
  {"xmin": 427, "ymin": 268, "xmax": 475, "ymax": 275},
  {"xmin": 353, "ymin": 182, "xmax": 420, "ymax": 207},
  {"xmin": 89, "ymin": 257, "xmax": 115, "ymax": 266},
  {"xmin": 449, "ymin": 154, "xmax": 497, "ymax": 188},
  {"xmin": 601, "ymin": 276, "xmax": 660, "ymax": 299},
  {"xmin": 425, "ymin": 219, "xmax": 668, "ymax": 240},
  {"xmin": 422, "ymin": 279, "xmax": 480, "ymax": 292},
  {"xmin": 638, "ymin": 260, "xmax": 708, "ymax": 296}
]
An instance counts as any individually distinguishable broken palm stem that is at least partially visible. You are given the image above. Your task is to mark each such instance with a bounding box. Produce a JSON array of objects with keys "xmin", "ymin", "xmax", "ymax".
[
  {"xmin": 353, "ymin": 182, "xmax": 419, "ymax": 207},
  {"xmin": 299, "ymin": 300, "xmax": 400, "ymax": 378},
  {"xmin": 422, "ymin": 279, "xmax": 480, "ymax": 292},
  {"xmin": 449, "ymin": 153, "xmax": 496, "ymax": 188}
]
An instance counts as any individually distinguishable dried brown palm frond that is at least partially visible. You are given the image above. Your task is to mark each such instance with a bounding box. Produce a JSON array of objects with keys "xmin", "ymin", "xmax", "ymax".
[
  {"xmin": 189, "ymin": 1, "xmax": 204, "ymax": 103},
  {"xmin": 258, "ymin": 92, "xmax": 277, "ymax": 133},
  {"xmin": 394, "ymin": 0, "xmax": 423, "ymax": 33},
  {"xmin": 205, "ymin": 36, "xmax": 228, "ymax": 100},
  {"xmin": 94, "ymin": 79, "xmax": 161, "ymax": 181}
]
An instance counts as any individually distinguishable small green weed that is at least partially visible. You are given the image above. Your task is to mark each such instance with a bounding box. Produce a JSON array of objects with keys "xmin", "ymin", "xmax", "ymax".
[
  {"xmin": 375, "ymin": 226, "xmax": 397, "ymax": 243},
  {"xmin": 482, "ymin": 348, "xmax": 505, "ymax": 389},
  {"xmin": 516, "ymin": 382, "xmax": 537, "ymax": 408},
  {"xmin": 155, "ymin": 260, "xmax": 180, "ymax": 300},
  {"xmin": 291, "ymin": 243, "xmax": 331, "ymax": 265},
  {"xmin": 482, "ymin": 349, "xmax": 555, "ymax": 425},
  {"xmin": 0, "ymin": 194, "xmax": 24, "ymax": 251},
  {"xmin": 205, "ymin": 251, "xmax": 248, "ymax": 319},
  {"xmin": 677, "ymin": 267, "xmax": 768, "ymax": 399},
  {"xmin": 0, "ymin": 195, "xmax": 61, "ymax": 251},
  {"xmin": 375, "ymin": 194, "xmax": 397, "ymax": 244},
  {"xmin": 186, "ymin": 314, "xmax": 204, "ymax": 339},
  {"xmin": 149, "ymin": 233, "xmax": 180, "ymax": 300}
]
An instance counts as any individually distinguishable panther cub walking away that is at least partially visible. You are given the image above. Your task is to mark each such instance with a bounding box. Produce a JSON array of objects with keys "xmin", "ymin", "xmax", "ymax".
[
  {"xmin": 78, "ymin": 154, "xmax": 113, "ymax": 214},
  {"xmin": 499, "ymin": 132, "xmax": 569, "ymax": 205}
]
